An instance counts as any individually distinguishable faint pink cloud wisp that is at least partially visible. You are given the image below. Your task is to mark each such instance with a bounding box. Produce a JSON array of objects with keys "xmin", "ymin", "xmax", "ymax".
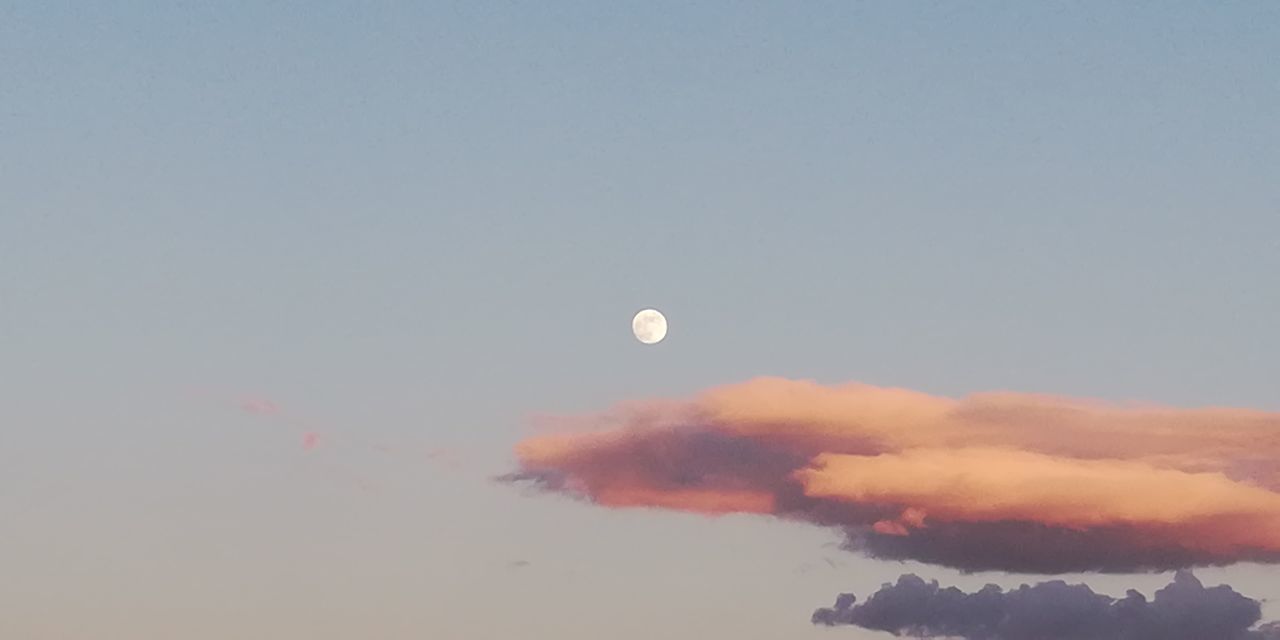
[{"xmin": 239, "ymin": 397, "xmax": 280, "ymax": 415}]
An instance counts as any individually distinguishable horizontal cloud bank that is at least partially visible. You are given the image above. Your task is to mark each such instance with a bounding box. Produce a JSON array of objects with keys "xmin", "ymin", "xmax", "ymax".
[
  {"xmin": 813, "ymin": 571, "xmax": 1280, "ymax": 640},
  {"xmin": 507, "ymin": 377, "xmax": 1280, "ymax": 573}
]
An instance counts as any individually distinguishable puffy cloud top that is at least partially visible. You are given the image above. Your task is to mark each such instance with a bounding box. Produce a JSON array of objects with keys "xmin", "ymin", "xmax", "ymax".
[{"xmin": 813, "ymin": 571, "xmax": 1280, "ymax": 640}]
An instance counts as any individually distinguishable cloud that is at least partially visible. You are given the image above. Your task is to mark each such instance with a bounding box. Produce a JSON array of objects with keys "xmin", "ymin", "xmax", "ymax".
[
  {"xmin": 812, "ymin": 571, "xmax": 1280, "ymax": 640},
  {"xmin": 507, "ymin": 377, "xmax": 1280, "ymax": 573},
  {"xmin": 239, "ymin": 397, "xmax": 279, "ymax": 415}
]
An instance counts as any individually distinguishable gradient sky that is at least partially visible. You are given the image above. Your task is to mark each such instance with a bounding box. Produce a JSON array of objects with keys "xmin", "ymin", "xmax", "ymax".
[{"xmin": 3, "ymin": 2, "xmax": 1279, "ymax": 639}]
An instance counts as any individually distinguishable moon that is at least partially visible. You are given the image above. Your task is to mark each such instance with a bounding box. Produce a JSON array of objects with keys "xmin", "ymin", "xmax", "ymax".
[{"xmin": 632, "ymin": 309, "xmax": 667, "ymax": 345}]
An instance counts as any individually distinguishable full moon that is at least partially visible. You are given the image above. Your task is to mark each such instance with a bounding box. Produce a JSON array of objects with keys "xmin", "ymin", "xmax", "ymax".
[{"xmin": 632, "ymin": 309, "xmax": 667, "ymax": 344}]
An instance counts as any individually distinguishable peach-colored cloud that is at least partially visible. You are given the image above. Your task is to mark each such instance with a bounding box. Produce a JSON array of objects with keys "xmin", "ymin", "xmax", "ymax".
[
  {"xmin": 595, "ymin": 486, "xmax": 776, "ymax": 515},
  {"xmin": 508, "ymin": 377, "xmax": 1280, "ymax": 573},
  {"xmin": 799, "ymin": 448, "xmax": 1280, "ymax": 552}
]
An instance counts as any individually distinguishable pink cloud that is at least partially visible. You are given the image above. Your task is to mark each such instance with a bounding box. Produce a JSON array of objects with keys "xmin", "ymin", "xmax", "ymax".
[{"xmin": 508, "ymin": 377, "xmax": 1280, "ymax": 573}]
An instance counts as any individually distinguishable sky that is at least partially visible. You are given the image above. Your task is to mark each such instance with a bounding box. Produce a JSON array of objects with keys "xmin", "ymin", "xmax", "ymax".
[{"xmin": 2, "ymin": 2, "xmax": 1279, "ymax": 639}]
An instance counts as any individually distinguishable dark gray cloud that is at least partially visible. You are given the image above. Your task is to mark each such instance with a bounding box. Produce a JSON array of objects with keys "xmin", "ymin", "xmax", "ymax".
[{"xmin": 813, "ymin": 571, "xmax": 1280, "ymax": 640}]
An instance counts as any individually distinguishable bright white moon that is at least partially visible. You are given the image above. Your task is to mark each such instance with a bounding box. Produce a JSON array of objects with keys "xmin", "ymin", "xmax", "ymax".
[{"xmin": 632, "ymin": 309, "xmax": 667, "ymax": 344}]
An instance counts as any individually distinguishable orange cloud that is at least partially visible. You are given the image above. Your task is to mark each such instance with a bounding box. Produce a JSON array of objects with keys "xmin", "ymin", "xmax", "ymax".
[
  {"xmin": 799, "ymin": 448, "xmax": 1280, "ymax": 552},
  {"xmin": 595, "ymin": 487, "xmax": 776, "ymax": 515},
  {"xmin": 508, "ymin": 377, "xmax": 1280, "ymax": 573}
]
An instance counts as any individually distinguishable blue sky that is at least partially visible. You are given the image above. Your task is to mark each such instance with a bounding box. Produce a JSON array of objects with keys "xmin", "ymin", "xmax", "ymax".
[{"xmin": 3, "ymin": 2, "xmax": 1279, "ymax": 638}]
